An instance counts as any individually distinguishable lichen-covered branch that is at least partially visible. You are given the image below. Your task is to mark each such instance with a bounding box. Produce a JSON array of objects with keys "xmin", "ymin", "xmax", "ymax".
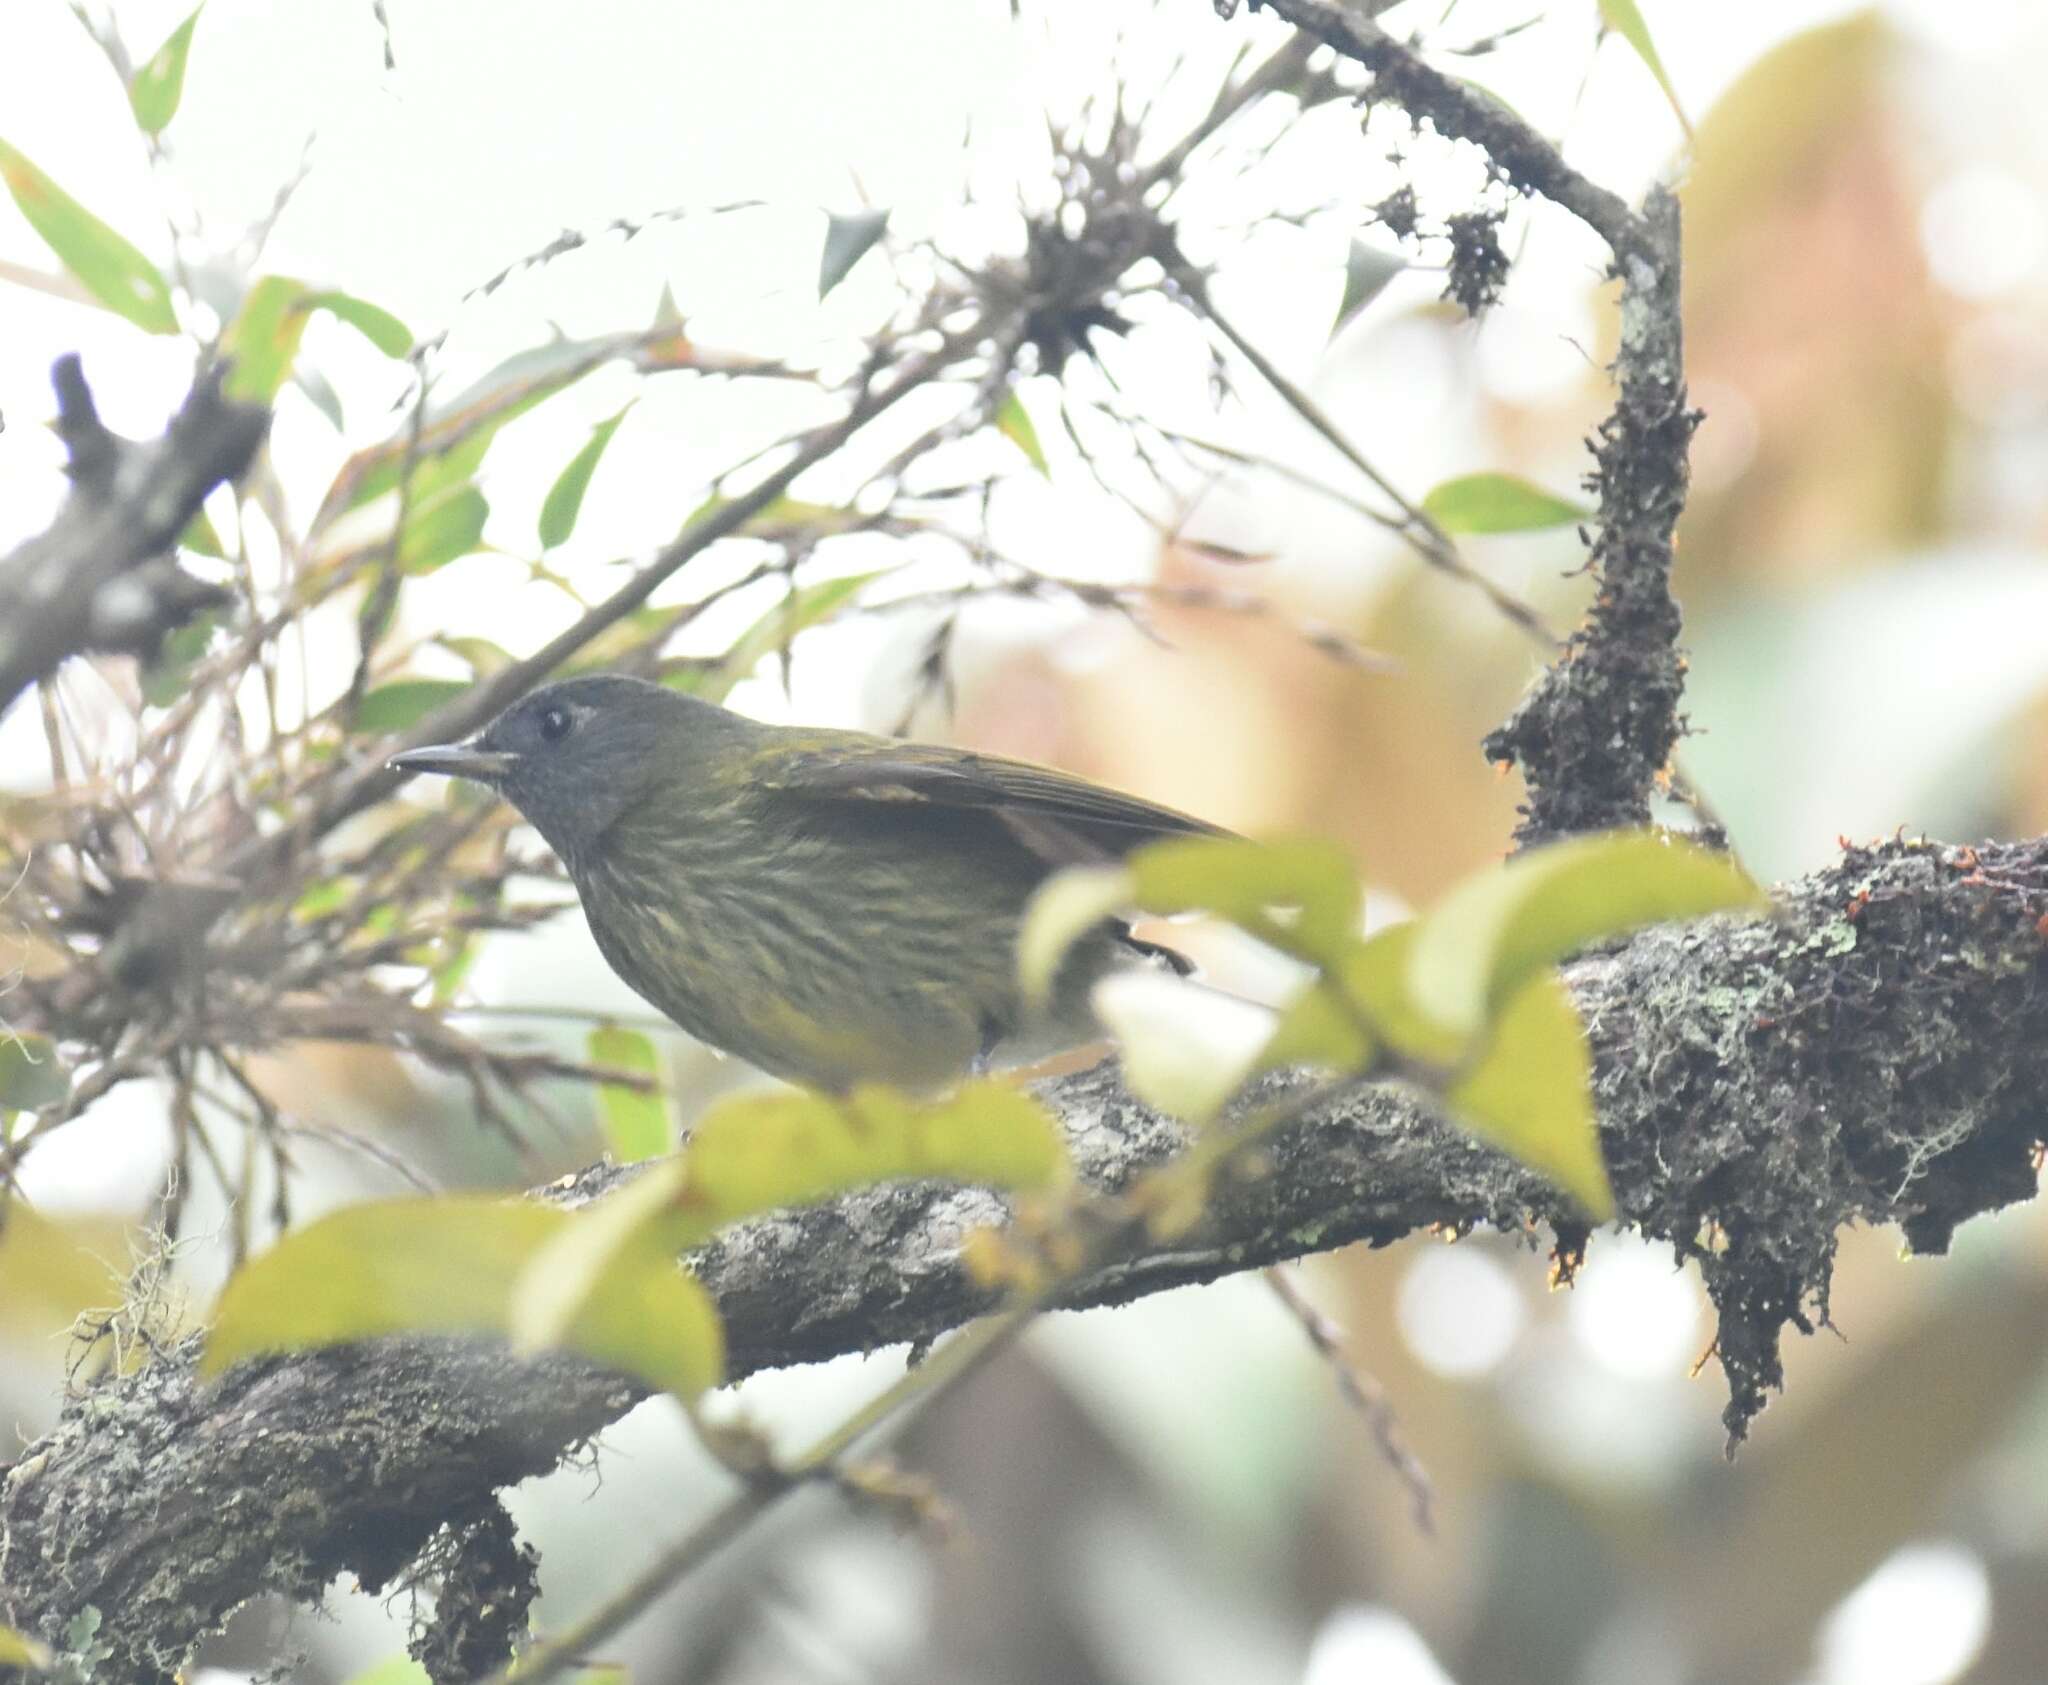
[
  {"xmin": 6, "ymin": 835, "xmax": 2045, "ymax": 1681},
  {"xmin": 0, "ymin": 356, "xmax": 270, "ymax": 720}
]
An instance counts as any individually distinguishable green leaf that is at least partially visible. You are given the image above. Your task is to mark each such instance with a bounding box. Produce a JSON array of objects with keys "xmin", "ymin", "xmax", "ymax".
[
  {"xmin": 356, "ymin": 678, "xmax": 469, "ymax": 733},
  {"xmin": 0, "ymin": 139, "xmax": 177, "ymax": 333},
  {"xmin": 1258, "ymin": 980, "xmax": 1375, "ymax": 1075},
  {"xmin": 318, "ymin": 332, "xmax": 649, "ymax": 524},
  {"xmin": 202, "ymin": 1194, "xmax": 725, "ymax": 1400},
  {"xmin": 1407, "ymin": 829, "xmax": 1767, "ymax": 1039},
  {"xmin": 224, "ymin": 281, "xmax": 412, "ymax": 403},
  {"xmin": 818, "ymin": 207, "xmax": 889, "ymax": 298},
  {"xmin": 1130, "ymin": 835, "xmax": 1362, "ymax": 967},
  {"xmin": 437, "ymin": 634, "xmax": 515, "ymax": 678},
  {"xmin": 342, "ymin": 1660, "xmax": 429, "ymax": 1685},
  {"xmin": 679, "ymin": 493, "xmax": 869, "ymax": 545},
  {"xmin": 0, "ymin": 1201, "xmax": 120, "ymax": 1337},
  {"xmin": 1444, "ymin": 972, "xmax": 1614, "ymax": 1219},
  {"xmin": 666, "ymin": 569, "xmax": 887, "ymax": 701},
  {"xmin": 138, "ymin": 609, "xmax": 222, "ymax": 707},
  {"xmin": 1332, "ymin": 238, "xmax": 1405, "ymax": 339},
  {"xmin": 588, "ymin": 1025, "xmax": 669, "ymax": 1162},
  {"xmin": 995, "ymin": 390, "xmax": 1049, "ymax": 476},
  {"xmin": 517, "ymin": 1208, "xmax": 723, "ymax": 1402},
  {"xmin": 305, "ymin": 289, "xmax": 413, "ymax": 357},
  {"xmin": 397, "ymin": 483, "xmax": 490, "ymax": 573},
  {"xmin": 674, "ymin": 1080, "xmax": 1068, "ymax": 1247},
  {"xmin": 0, "ymin": 1034, "xmax": 69, "ymax": 1111},
  {"xmin": 200, "ymin": 1196, "xmax": 559, "ymax": 1377},
  {"xmin": 1420, "ymin": 472, "xmax": 1592, "ymax": 535},
  {"xmin": 539, "ymin": 404, "xmax": 633, "ymax": 549},
  {"xmin": 221, "ymin": 275, "xmax": 312, "ymax": 403},
  {"xmin": 1018, "ymin": 865, "xmax": 1133, "ymax": 1007},
  {"xmin": 1326, "ymin": 921, "xmax": 1462, "ymax": 1066},
  {"xmin": 1599, "ymin": 0, "xmax": 1695, "ymax": 141},
  {"xmin": 179, "ymin": 506, "xmax": 227, "ymax": 559},
  {"xmin": 515, "ymin": 1080, "xmax": 1064, "ymax": 1369},
  {"xmin": 128, "ymin": 4, "xmax": 204, "ymax": 134},
  {"xmin": 0, "ymin": 1621, "xmax": 52, "ymax": 1670}
]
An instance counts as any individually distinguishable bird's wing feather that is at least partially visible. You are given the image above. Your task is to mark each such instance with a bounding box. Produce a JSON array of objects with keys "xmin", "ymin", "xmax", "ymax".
[{"xmin": 758, "ymin": 737, "xmax": 1230, "ymax": 865}]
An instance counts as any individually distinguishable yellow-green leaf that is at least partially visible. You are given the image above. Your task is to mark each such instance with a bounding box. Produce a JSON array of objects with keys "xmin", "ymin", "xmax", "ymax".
[
  {"xmin": 1421, "ymin": 472, "xmax": 1591, "ymax": 535},
  {"xmin": 1443, "ymin": 972, "xmax": 1614, "ymax": 1219},
  {"xmin": 0, "ymin": 1201, "xmax": 121, "ymax": 1337},
  {"xmin": 1599, "ymin": 0, "xmax": 1695, "ymax": 141},
  {"xmin": 995, "ymin": 390, "xmax": 1049, "ymax": 476},
  {"xmin": 1130, "ymin": 835, "xmax": 1361, "ymax": 967},
  {"xmin": 1019, "ymin": 864, "xmax": 1133, "ymax": 1007},
  {"xmin": 588, "ymin": 1025, "xmax": 669, "ymax": 1162},
  {"xmin": 202, "ymin": 1193, "xmax": 725, "ymax": 1399},
  {"xmin": 0, "ymin": 1622, "xmax": 52, "ymax": 1670},
  {"xmin": 539, "ymin": 404, "xmax": 633, "ymax": 549},
  {"xmin": 819, "ymin": 207, "xmax": 888, "ymax": 298},
  {"xmin": 397, "ymin": 483, "xmax": 490, "ymax": 573},
  {"xmin": 1258, "ymin": 980, "xmax": 1375, "ymax": 1074},
  {"xmin": 1323, "ymin": 921, "xmax": 1463, "ymax": 1066},
  {"xmin": 306, "ymin": 290, "xmax": 413, "ymax": 357},
  {"xmin": 0, "ymin": 1034, "xmax": 70, "ymax": 1111},
  {"xmin": 512, "ymin": 1182, "xmax": 724, "ymax": 1402},
  {"xmin": 200, "ymin": 1196, "xmax": 564, "ymax": 1377},
  {"xmin": 342, "ymin": 1659, "xmax": 429, "ymax": 1685},
  {"xmin": 673, "ymin": 1080, "xmax": 1068, "ymax": 1247},
  {"xmin": 356, "ymin": 678, "xmax": 469, "ymax": 733},
  {"xmin": 221, "ymin": 275, "xmax": 312, "ymax": 402},
  {"xmin": 0, "ymin": 139, "xmax": 177, "ymax": 333},
  {"xmin": 128, "ymin": 4, "xmax": 204, "ymax": 134},
  {"xmin": 1408, "ymin": 829, "xmax": 1767, "ymax": 1039},
  {"xmin": 179, "ymin": 505, "xmax": 227, "ymax": 559}
]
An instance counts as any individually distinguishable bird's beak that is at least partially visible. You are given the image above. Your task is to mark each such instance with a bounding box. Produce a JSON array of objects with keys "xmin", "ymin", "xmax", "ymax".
[{"xmin": 387, "ymin": 740, "xmax": 519, "ymax": 782}]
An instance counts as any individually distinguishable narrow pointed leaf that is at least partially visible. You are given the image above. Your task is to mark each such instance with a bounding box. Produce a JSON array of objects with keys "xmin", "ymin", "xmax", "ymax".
[
  {"xmin": 587, "ymin": 1025, "xmax": 669, "ymax": 1162},
  {"xmin": 1332, "ymin": 238, "xmax": 1405, "ymax": 339},
  {"xmin": 356, "ymin": 677, "xmax": 470, "ymax": 733},
  {"xmin": 0, "ymin": 139, "xmax": 176, "ymax": 332},
  {"xmin": 307, "ymin": 290, "xmax": 414, "ymax": 357},
  {"xmin": 818, "ymin": 208, "xmax": 889, "ymax": 298},
  {"xmin": 221, "ymin": 275, "xmax": 312, "ymax": 402},
  {"xmin": 995, "ymin": 390, "xmax": 1049, "ymax": 476},
  {"xmin": 1599, "ymin": 0, "xmax": 1695, "ymax": 141},
  {"xmin": 128, "ymin": 5, "xmax": 204, "ymax": 134},
  {"xmin": 539, "ymin": 404, "xmax": 633, "ymax": 549},
  {"xmin": 1421, "ymin": 472, "xmax": 1591, "ymax": 535},
  {"xmin": 1408, "ymin": 829, "xmax": 1767, "ymax": 1039},
  {"xmin": 396, "ymin": 483, "xmax": 490, "ymax": 573}
]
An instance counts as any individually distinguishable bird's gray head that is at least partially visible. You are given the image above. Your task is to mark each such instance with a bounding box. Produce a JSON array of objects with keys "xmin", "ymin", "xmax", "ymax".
[{"xmin": 388, "ymin": 673, "xmax": 719, "ymax": 869}]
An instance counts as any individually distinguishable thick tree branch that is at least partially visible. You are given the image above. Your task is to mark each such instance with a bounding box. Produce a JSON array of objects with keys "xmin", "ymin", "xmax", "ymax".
[
  {"xmin": 6, "ymin": 835, "xmax": 2046, "ymax": 1680},
  {"xmin": 0, "ymin": 356, "xmax": 269, "ymax": 720}
]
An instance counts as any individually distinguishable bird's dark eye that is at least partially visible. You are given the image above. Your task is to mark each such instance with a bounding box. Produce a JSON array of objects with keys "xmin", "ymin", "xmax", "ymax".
[{"xmin": 537, "ymin": 704, "xmax": 573, "ymax": 743}]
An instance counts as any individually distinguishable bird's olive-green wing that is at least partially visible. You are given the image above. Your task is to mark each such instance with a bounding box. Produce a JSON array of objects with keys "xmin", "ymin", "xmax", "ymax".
[{"xmin": 756, "ymin": 735, "xmax": 1232, "ymax": 865}]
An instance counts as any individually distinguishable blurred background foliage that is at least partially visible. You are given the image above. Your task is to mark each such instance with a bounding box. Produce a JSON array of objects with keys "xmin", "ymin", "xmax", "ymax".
[{"xmin": 3, "ymin": 2, "xmax": 2047, "ymax": 1682}]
